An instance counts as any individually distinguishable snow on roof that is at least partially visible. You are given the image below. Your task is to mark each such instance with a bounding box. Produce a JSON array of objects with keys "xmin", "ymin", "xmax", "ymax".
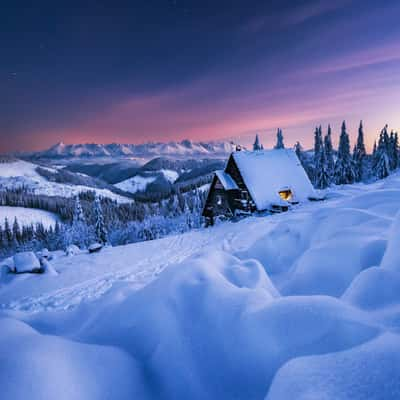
[
  {"xmin": 232, "ymin": 148, "xmax": 316, "ymax": 210},
  {"xmin": 215, "ymin": 170, "xmax": 239, "ymax": 190}
]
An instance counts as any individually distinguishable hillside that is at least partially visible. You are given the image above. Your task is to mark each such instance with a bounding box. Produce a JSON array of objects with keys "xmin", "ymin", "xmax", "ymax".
[
  {"xmin": 0, "ymin": 160, "xmax": 132, "ymax": 203},
  {"xmin": 1, "ymin": 172, "xmax": 400, "ymax": 398},
  {"xmin": 0, "ymin": 207, "xmax": 59, "ymax": 229}
]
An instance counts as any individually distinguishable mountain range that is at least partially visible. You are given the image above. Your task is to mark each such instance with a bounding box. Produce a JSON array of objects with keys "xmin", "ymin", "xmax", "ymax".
[{"xmin": 24, "ymin": 140, "xmax": 236, "ymax": 160}]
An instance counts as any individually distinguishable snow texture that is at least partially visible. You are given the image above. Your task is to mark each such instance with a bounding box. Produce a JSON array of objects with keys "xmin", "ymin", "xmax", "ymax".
[
  {"xmin": 1, "ymin": 170, "xmax": 400, "ymax": 399},
  {"xmin": 232, "ymin": 149, "xmax": 316, "ymax": 209}
]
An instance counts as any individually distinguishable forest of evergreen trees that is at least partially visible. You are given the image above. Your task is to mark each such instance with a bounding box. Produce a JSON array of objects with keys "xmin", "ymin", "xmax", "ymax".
[
  {"xmin": 0, "ymin": 188, "xmax": 208, "ymax": 259},
  {"xmin": 291, "ymin": 121, "xmax": 399, "ymax": 189}
]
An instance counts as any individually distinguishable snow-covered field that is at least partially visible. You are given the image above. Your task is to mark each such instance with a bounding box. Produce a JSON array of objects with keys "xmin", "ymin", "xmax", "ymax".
[
  {"xmin": 0, "ymin": 206, "xmax": 59, "ymax": 228},
  {"xmin": 0, "ymin": 160, "xmax": 132, "ymax": 203},
  {"xmin": 2, "ymin": 173, "xmax": 400, "ymax": 399}
]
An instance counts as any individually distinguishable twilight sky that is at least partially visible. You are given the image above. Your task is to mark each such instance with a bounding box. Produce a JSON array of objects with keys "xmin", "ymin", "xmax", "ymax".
[{"xmin": 2, "ymin": 0, "xmax": 400, "ymax": 153}]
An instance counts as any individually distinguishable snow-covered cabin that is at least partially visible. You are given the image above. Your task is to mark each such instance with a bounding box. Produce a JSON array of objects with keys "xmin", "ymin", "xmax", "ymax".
[{"xmin": 202, "ymin": 148, "xmax": 316, "ymax": 222}]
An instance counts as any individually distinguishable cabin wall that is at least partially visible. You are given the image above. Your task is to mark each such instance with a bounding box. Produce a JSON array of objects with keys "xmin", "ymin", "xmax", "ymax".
[
  {"xmin": 203, "ymin": 176, "xmax": 233, "ymax": 218},
  {"xmin": 225, "ymin": 155, "xmax": 256, "ymax": 213}
]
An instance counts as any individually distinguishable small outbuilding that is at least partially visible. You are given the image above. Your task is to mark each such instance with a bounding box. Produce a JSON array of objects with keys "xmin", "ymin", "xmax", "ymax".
[{"xmin": 203, "ymin": 148, "xmax": 316, "ymax": 224}]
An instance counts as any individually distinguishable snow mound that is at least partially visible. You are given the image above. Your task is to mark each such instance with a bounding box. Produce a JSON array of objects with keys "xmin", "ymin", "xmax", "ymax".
[
  {"xmin": 53, "ymin": 252, "xmax": 377, "ymax": 399},
  {"xmin": 235, "ymin": 220, "xmax": 311, "ymax": 276},
  {"xmin": 13, "ymin": 252, "xmax": 41, "ymax": 273},
  {"xmin": 0, "ymin": 317, "xmax": 146, "ymax": 400},
  {"xmin": 343, "ymin": 267, "xmax": 400, "ymax": 310},
  {"xmin": 283, "ymin": 236, "xmax": 381, "ymax": 297},
  {"xmin": 341, "ymin": 189, "xmax": 400, "ymax": 217},
  {"xmin": 380, "ymin": 210, "xmax": 400, "ymax": 271},
  {"xmin": 267, "ymin": 333, "xmax": 400, "ymax": 400}
]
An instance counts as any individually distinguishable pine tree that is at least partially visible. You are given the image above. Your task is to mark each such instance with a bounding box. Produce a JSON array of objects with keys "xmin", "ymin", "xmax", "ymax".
[
  {"xmin": 315, "ymin": 146, "xmax": 330, "ymax": 189},
  {"xmin": 373, "ymin": 126, "xmax": 391, "ymax": 179},
  {"xmin": 313, "ymin": 126, "xmax": 324, "ymax": 185},
  {"xmin": 388, "ymin": 130, "xmax": 399, "ymax": 170},
  {"xmin": 4, "ymin": 218, "xmax": 12, "ymax": 244},
  {"xmin": 94, "ymin": 196, "xmax": 108, "ymax": 244},
  {"xmin": 334, "ymin": 121, "xmax": 355, "ymax": 185},
  {"xmin": 274, "ymin": 129, "xmax": 285, "ymax": 149},
  {"xmin": 12, "ymin": 217, "xmax": 21, "ymax": 244},
  {"xmin": 253, "ymin": 134, "xmax": 262, "ymax": 151},
  {"xmin": 324, "ymin": 125, "xmax": 334, "ymax": 181},
  {"xmin": 71, "ymin": 195, "xmax": 88, "ymax": 248},
  {"xmin": 356, "ymin": 121, "xmax": 366, "ymax": 157},
  {"xmin": 73, "ymin": 195, "xmax": 85, "ymax": 224},
  {"xmin": 394, "ymin": 132, "xmax": 399, "ymax": 169},
  {"xmin": 0, "ymin": 225, "xmax": 6, "ymax": 250},
  {"xmin": 353, "ymin": 120, "xmax": 366, "ymax": 181}
]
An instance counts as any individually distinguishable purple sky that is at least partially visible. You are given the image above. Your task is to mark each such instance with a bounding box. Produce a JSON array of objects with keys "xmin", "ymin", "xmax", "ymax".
[{"xmin": 2, "ymin": 0, "xmax": 400, "ymax": 153}]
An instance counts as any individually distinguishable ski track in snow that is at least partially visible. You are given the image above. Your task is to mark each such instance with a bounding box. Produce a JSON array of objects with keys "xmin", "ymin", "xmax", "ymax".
[{"xmin": 0, "ymin": 227, "xmax": 220, "ymax": 312}]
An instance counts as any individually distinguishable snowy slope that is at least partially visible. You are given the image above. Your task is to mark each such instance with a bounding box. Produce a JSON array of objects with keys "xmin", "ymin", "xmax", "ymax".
[
  {"xmin": 0, "ymin": 207, "xmax": 59, "ymax": 228},
  {"xmin": 0, "ymin": 160, "xmax": 132, "ymax": 202},
  {"xmin": 115, "ymin": 169, "xmax": 179, "ymax": 193},
  {"xmin": 115, "ymin": 175, "xmax": 157, "ymax": 193},
  {"xmin": 2, "ymin": 173, "xmax": 400, "ymax": 398}
]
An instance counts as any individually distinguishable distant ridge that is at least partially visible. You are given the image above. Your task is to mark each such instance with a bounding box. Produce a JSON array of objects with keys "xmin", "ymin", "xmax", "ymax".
[{"xmin": 21, "ymin": 140, "xmax": 236, "ymax": 159}]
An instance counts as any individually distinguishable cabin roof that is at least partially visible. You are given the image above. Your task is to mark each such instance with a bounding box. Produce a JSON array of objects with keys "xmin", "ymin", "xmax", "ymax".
[
  {"xmin": 215, "ymin": 170, "xmax": 239, "ymax": 190},
  {"xmin": 231, "ymin": 148, "xmax": 316, "ymax": 210}
]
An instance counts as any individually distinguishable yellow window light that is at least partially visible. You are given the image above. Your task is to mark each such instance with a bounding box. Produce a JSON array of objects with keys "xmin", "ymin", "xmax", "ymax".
[{"xmin": 279, "ymin": 189, "xmax": 292, "ymax": 201}]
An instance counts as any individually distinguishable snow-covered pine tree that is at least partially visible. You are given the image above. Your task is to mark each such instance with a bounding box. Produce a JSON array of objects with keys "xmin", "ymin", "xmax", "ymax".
[
  {"xmin": 253, "ymin": 134, "xmax": 262, "ymax": 151},
  {"xmin": 0, "ymin": 225, "xmax": 6, "ymax": 251},
  {"xmin": 12, "ymin": 217, "xmax": 21, "ymax": 244},
  {"xmin": 394, "ymin": 132, "xmax": 399, "ymax": 169},
  {"xmin": 315, "ymin": 146, "xmax": 330, "ymax": 189},
  {"xmin": 388, "ymin": 130, "xmax": 399, "ymax": 170},
  {"xmin": 4, "ymin": 218, "xmax": 12, "ymax": 244},
  {"xmin": 71, "ymin": 195, "xmax": 88, "ymax": 248},
  {"xmin": 334, "ymin": 121, "xmax": 356, "ymax": 185},
  {"xmin": 73, "ymin": 195, "xmax": 85, "ymax": 224},
  {"xmin": 353, "ymin": 120, "xmax": 366, "ymax": 181},
  {"xmin": 324, "ymin": 125, "xmax": 334, "ymax": 181},
  {"xmin": 94, "ymin": 196, "xmax": 108, "ymax": 244},
  {"xmin": 373, "ymin": 126, "xmax": 391, "ymax": 179},
  {"xmin": 313, "ymin": 126, "xmax": 324, "ymax": 185},
  {"xmin": 274, "ymin": 129, "xmax": 285, "ymax": 149}
]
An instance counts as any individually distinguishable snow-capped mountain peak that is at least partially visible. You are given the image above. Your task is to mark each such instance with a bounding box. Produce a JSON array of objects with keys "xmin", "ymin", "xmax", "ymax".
[{"xmin": 25, "ymin": 140, "xmax": 236, "ymax": 160}]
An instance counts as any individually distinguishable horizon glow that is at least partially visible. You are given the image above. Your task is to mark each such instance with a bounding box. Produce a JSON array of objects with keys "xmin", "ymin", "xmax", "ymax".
[{"xmin": 2, "ymin": 0, "xmax": 400, "ymax": 153}]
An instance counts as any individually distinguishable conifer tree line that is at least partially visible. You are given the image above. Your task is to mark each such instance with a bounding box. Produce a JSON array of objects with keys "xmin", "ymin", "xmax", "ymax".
[
  {"xmin": 261, "ymin": 122, "xmax": 400, "ymax": 189},
  {"xmin": 0, "ymin": 188, "xmax": 208, "ymax": 259}
]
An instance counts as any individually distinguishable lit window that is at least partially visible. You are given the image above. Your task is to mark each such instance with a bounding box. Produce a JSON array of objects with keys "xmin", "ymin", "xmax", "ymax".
[{"xmin": 279, "ymin": 190, "xmax": 292, "ymax": 201}]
